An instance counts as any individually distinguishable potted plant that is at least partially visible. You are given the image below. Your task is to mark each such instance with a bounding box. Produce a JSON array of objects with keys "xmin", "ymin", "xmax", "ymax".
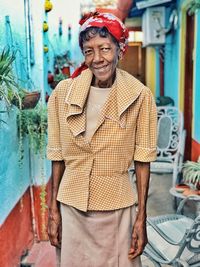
[
  {"xmin": 17, "ymin": 104, "xmax": 48, "ymax": 238},
  {"xmin": 10, "ymin": 88, "xmax": 41, "ymax": 109},
  {"xmin": 182, "ymin": 157, "xmax": 200, "ymax": 190},
  {"xmin": 49, "ymin": 70, "xmax": 68, "ymax": 89},
  {"xmin": 188, "ymin": 0, "xmax": 200, "ymax": 15},
  {"xmin": 0, "ymin": 48, "xmax": 40, "ymax": 111},
  {"xmin": 18, "ymin": 103, "xmax": 47, "ymax": 154},
  {"xmin": 0, "ymin": 48, "xmax": 21, "ymax": 109},
  {"xmin": 48, "ymin": 52, "xmax": 74, "ymax": 89}
]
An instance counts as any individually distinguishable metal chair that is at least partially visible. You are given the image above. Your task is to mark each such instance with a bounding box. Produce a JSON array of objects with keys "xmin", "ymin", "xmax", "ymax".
[
  {"xmin": 129, "ymin": 106, "xmax": 186, "ymax": 187},
  {"xmin": 150, "ymin": 106, "xmax": 186, "ymax": 187},
  {"xmin": 143, "ymin": 196, "xmax": 200, "ymax": 267}
]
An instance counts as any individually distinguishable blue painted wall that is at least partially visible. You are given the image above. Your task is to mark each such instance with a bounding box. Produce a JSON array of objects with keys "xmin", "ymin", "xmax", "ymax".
[
  {"xmin": 164, "ymin": 0, "xmax": 200, "ymax": 143},
  {"xmin": 163, "ymin": 5, "xmax": 180, "ymax": 107},
  {"xmin": 0, "ymin": 1, "xmax": 31, "ymax": 225},
  {"xmin": 194, "ymin": 10, "xmax": 200, "ymax": 142},
  {"xmin": 0, "ymin": 0, "xmax": 83, "ymax": 225},
  {"xmin": 163, "ymin": 1, "xmax": 200, "ymax": 143},
  {"xmin": 45, "ymin": 0, "xmax": 83, "ymax": 96}
]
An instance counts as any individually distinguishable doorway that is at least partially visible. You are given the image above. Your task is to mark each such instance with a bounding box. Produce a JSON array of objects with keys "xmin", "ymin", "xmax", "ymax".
[
  {"xmin": 118, "ymin": 43, "xmax": 146, "ymax": 84},
  {"xmin": 184, "ymin": 12, "xmax": 194, "ymax": 160}
]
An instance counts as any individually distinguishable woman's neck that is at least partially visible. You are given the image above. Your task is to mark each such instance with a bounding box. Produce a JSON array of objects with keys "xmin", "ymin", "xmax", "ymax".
[{"xmin": 91, "ymin": 72, "xmax": 116, "ymax": 88}]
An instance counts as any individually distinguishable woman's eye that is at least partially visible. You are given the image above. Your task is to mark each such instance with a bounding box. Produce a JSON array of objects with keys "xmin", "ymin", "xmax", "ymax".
[
  {"xmin": 84, "ymin": 49, "xmax": 92, "ymax": 55},
  {"xmin": 101, "ymin": 47, "xmax": 110, "ymax": 52}
]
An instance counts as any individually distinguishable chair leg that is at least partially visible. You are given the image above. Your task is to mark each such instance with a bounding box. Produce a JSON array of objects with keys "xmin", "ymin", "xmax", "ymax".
[
  {"xmin": 172, "ymin": 196, "xmax": 181, "ymax": 211},
  {"xmin": 172, "ymin": 196, "xmax": 178, "ymax": 210}
]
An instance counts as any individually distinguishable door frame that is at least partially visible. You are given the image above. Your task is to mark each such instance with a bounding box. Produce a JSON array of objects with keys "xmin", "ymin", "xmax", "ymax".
[{"xmin": 178, "ymin": 0, "xmax": 195, "ymax": 160}]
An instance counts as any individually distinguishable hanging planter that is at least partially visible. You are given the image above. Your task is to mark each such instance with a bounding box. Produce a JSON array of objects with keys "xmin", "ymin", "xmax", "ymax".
[
  {"xmin": 45, "ymin": 0, "xmax": 53, "ymax": 12},
  {"xmin": 21, "ymin": 91, "xmax": 41, "ymax": 109},
  {"xmin": 61, "ymin": 65, "xmax": 70, "ymax": 76},
  {"xmin": 43, "ymin": 21, "xmax": 49, "ymax": 32},
  {"xmin": 11, "ymin": 90, "xmax": 41, "ymax": 110}
]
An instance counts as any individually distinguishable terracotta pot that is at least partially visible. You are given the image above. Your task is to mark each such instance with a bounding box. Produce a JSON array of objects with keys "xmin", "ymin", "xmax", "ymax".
[
  {"xmin": 22, "ymin": 91, "xmax": 41, "ymax": 109},
  {"xmin": 61, "ymin": 66, "xmax": 70, "ymax": 76}
]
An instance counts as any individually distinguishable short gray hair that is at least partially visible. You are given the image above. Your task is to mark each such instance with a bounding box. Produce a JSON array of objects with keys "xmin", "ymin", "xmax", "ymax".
[{"xmin": 79, "ymin": 26, "xmax": 119, "ymax": 51}]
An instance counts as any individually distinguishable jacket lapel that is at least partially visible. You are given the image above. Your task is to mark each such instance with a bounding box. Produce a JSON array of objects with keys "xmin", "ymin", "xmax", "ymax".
[
  {"xmin": 66, "ymin": 68, "xmax": 144, "ymax": 137},
  {"xmin": 66, "ymin": 69, "xmax": 93, "ymax": 137},
  {"xmin": 104, "ymin": 69, "xmax": 144, "ymax": 128},
  {"xmin": 116, "ymin": 68, "xmax": 144, "ymax": 118}
]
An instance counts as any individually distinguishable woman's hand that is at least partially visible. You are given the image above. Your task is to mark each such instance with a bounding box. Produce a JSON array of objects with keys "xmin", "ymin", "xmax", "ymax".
[
  {"xmin": 48, "ymin": 207, "xmax": 62, "ymax": 248},
  {"xmin": 128, "ymin": 217, "xmax": 147, "ymax": 260},
  {"xmin": 48, "ymin": 161, "xmax": 65, "ymax": 248},
  {"xmin": 128, "ymin": 161, "xmax": 150, "ymax": 260}
]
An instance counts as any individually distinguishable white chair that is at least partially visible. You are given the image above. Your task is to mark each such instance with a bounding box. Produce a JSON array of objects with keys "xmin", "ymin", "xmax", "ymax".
[
  {"xmin": 143, "ymin": 196, "xmax": 200, "ymax": 267},
  {"xmin": 150, "ymin": 106, "xmax": 186, "ymax": 187},
  {"xmin": 129, "ymin": 106, "xmax": 186, "ymax": 187}
]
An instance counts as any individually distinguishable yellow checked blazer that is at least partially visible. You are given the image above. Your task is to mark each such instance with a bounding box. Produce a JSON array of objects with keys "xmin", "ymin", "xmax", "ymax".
[{"xmin": 47, "ymin": 68, "xmax": 157, "ymax": 212}]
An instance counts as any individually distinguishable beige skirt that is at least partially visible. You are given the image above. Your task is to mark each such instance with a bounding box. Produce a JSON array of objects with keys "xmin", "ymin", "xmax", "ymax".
[{"xmin": 58, "ymin": 204, "xmax": 142, "ymax": 267}]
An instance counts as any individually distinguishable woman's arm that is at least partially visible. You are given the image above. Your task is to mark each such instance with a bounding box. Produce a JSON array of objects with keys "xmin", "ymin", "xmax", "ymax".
[
  {"xmin": 48, "ymin": 160, "xmax": 65, "ymax": 248},
  {"xmin": 129, "ymin": 161, "xmax": 150, "ymax": 259}
]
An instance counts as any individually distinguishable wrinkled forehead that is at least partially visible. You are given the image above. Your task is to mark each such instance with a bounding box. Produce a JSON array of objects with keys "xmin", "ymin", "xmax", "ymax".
[{"xmin": 82, "ymin": 33, "xmax": 116, "ymax": 49}]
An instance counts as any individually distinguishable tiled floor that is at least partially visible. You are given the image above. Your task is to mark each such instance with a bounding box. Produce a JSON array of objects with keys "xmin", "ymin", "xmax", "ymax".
[{"xmin": 21, "ymin": 173, "xmax": 198, "ymax": 267}]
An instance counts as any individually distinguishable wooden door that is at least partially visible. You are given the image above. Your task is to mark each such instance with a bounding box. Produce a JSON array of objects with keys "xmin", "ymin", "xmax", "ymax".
[
  {"xmin": 184, "ymin": 13, "xmax": 194, "ymax": 160},
  {"xmin": 118, "ymin": 43, "xmax": 146, "ymax": 84}
]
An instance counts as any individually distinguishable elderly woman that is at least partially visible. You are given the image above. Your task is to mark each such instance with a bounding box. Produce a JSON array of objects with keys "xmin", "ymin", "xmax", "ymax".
[{"xmin": 47, "ymin": 12, "xmax": 157, "ymax": 267}]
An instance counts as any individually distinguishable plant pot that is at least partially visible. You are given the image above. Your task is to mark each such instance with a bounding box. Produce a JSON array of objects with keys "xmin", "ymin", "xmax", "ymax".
[
  {"xmin": 61, "ymin": 66, "xmax": 70, "ymax": 76},
  {"xmin": 22, "ymin": 91, "xmax": 41, "ymax": 109},
  {"xmin": 12, "ymin": 91, "xmax": 41, "ymax": 109}
]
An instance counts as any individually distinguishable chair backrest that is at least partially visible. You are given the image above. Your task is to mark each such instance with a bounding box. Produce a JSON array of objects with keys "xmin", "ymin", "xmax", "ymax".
[
  {"xmin": 157, "ymin": 106, "xmax": 184, "ymax": 163},
  {"xmin": 144, "ymin": 197, "xmax": 200, "ymax": 266},
  {"xmin": 185, "ymin": 214, "xmax": 200, "ymax": 254}
]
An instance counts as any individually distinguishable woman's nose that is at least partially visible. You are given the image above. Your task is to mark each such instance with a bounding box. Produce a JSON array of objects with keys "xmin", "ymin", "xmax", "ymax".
[{"xmin": 93, "ymin": 50, "xmax": 103, "ymax": 62}]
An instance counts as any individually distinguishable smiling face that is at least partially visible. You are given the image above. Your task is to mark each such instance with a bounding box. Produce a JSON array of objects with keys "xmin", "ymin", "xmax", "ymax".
[{"xmin": 82, "ymin": 34, "xmax": 120, "ymax": 88}]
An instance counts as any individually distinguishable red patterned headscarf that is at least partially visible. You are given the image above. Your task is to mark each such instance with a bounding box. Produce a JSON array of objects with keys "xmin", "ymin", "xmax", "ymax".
[{"xmin": 71, "ymin": 12, "xmax": 129, "ymax": 78}]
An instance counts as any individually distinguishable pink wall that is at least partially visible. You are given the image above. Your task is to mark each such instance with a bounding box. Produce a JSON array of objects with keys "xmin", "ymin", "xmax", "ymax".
[
  {"xmin": 192, "ymin": 139, "xmax": 200, "ymax": 161},
  {"xmin": 0, "ymin": 189, "xmax": 33, "ymax": 267},
  {"xmin": 0, "ymin": 179, "xmax": 52, "ymax": 267}
]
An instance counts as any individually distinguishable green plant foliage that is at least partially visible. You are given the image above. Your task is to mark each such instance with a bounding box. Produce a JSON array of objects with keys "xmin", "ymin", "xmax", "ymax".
[
  {"xmin": 54, "ymin": 71, "xmax": 68, "ymax": 82},
  {"xmin": 17, "ymin": 104, "xmax": 47, "ymax": 155},
  {"xmin": 188, "ymin": 0, "xmax": 200, "ymax": 15},
  {"xmin": 8, "ymin": 87, "xmax": 27, "ymax": 108},
  {"xmin": 182, "ymin": 158, "xmax": 200, "ymax": 188},
  {"xmin": 17, "ymin": 103, "xmax": 48, "ymax": 229},
  {"xmin": 0, "ymin": 48, "xmax": 21, "ymax": 108}
]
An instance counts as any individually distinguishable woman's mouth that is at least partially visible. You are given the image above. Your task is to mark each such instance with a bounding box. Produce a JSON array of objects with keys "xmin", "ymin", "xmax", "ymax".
[{"xmin": 93, "ymin": 65, "xmax": 109, "ymax": 74}]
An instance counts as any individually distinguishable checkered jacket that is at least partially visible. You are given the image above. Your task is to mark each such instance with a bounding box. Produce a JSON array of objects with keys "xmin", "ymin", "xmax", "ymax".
[{"xmin": 47, "ymin": 68, "xmax": 157, "ymax": 211}]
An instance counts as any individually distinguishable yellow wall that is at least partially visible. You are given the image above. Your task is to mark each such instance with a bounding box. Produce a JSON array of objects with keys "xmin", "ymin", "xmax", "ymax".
[{"xmin": 145, "ymin": 47, "xmax": 156, "ymax": 96}]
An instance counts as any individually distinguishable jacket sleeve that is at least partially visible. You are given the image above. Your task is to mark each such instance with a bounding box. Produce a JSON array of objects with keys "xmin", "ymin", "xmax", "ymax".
[
  {"xmin": 47, "ymin": 85, "xmax": 63, "ymax": 161},
  {"xmin": 134, "ymin": 87, "xmax": 157, "ymax": 162}
]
